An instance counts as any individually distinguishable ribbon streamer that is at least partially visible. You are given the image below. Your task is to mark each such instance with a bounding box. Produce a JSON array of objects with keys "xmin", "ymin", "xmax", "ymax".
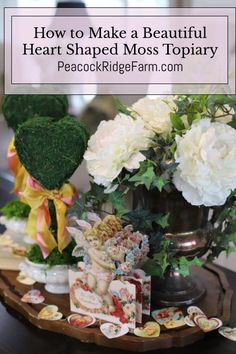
[
  {"xmin": 21, "ymin": 176, "xmax": 74, "ymax": 258},
  {"xmin": 7, "ymin": 137, "xmax": 28, "ymax": 196}
]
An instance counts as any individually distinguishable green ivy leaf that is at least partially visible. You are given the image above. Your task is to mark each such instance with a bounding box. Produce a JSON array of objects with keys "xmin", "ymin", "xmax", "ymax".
[
  {"xmin": 152, "ymin": 177, "xmax": 168, "ymax": 192},
  {"xmin": 154, "ymin": 213, "xmax": 169, "ymax": 229},
  {"xmin": 169, "ymin": 143, "xmax": 176, "ymax": 156},
  {"xmin": 226, "ymin": 245, "xmax": 236, "ymax": 256},
  {"xmin": 129, "ymin": 162, "xmax": 156, "ymax": 190},
  {"xmin": 187, "ymin": 112, "xmax": 201, "ymax": 126},
  {"xmin": 153, "ymin": 252, "xmax": 170, "ymax": 274},
  {"xmin": 142, "ymin": 259, "xmax": 166, "ymax": 277},
  {"xmin": 174, "ymin": 96, "xmax": 190, "ymax": 114},
  {"xmin": 229, "ymin": 233, "xmax": 236, "ymax": 244},
  {"xmin": 108, "ymin": 191, "xmax": 130, "ymax": 217},
  {"xmin": 228, "ymin": 119, "xmax": 236, "ymax": 129},
  {"xmin": 81, "ymin": 211, "xmax": 87, "ymax": 220},
  {"xmin": 165, "ymin": 162, "xmax": 179, "ymax": 174},
  {"xmin": 114, "ymin": 97, "xmax": 133, "ymax": 117},
  {"xmin": 170, "ymin": 112, "xmax": 185, "ymax": 131},
  {"xmin": 177, "ymin": 256, "xmax": 202, "ymax": 277},
  {"xmin": 89, "ymin": 182, "xmax": 109, "ymax": 204},
  {"xmin": 127, "ymin": 205, "xmax": 156, "ymax": 233},
  {"xmin": 229, "ymin": 207, "xmax": 236, "ymax": 219}
]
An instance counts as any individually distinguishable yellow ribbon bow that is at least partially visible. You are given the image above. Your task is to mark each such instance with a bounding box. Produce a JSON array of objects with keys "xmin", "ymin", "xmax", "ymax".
[
  {"xmin": 7, "ymin": 137, "xmax": 28, "ymax": 196},
  {"xmin": 21, "ymin": 175, "xmax": 75, "ymax": 258}
]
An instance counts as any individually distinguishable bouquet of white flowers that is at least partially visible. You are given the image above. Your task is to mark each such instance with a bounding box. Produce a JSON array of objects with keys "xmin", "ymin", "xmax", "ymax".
[{"xmin": 81, "ymin": 95, "xmax": 236, "ymax": 282}]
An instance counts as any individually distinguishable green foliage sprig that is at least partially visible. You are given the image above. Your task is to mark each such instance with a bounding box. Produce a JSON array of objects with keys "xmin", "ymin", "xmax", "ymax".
[
  {"xmin": 70, "ymin": 182, "xmax": 130, "ymax": 219},
  {"xmin": 0, "ymin": 199, "xmax": 30, "ymax": 219},
  {"xmin": 207, "ymin": 195, "xmax": 236, "ymax": 261},
  {"xmin": 27, "ymin": 240, "xmax": 81, "ymax": 266},
  {"xmin": 171, "ymin": 95, "xmax": 236, "ymax": 133}
]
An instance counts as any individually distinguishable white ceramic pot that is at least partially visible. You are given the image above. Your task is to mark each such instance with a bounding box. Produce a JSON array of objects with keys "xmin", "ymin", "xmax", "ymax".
[
  {"xmin": 19, "ymin": 259, "xmax": 70, "ymax": 294},
  {"xmin": 45, "ymin": 265, "xmax": 69, "ymax": 294},
  {"xmin": 19, "ymin": 258, "xmax": 47, "ymax": 283}
]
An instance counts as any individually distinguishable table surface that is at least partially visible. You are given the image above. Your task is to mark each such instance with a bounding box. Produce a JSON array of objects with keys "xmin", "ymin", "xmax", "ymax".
[{"xmin": 0, "ymin": 176, "xmax": 236, "ymax": 354}]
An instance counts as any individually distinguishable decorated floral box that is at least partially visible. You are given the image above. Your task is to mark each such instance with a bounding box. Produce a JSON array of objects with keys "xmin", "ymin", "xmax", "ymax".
[
  {"xmin": 69, "ymin": 269, "xmax": 136, "ymax": 329},
  {"xmin": 125, "ymin": 269, "xmax": 151, "ymax": 319}
]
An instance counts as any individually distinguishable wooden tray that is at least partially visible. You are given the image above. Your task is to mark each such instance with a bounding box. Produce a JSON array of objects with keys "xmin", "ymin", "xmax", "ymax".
[
  {"xmin": 0, "ymin": 232, "xmax": 31, "ymax": 270},
  {"xmin": 0, "ymin": 264, "xmax": 233, "ymax": 352}
]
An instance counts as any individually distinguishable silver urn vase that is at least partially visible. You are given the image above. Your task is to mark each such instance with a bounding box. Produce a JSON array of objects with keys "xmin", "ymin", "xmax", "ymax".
[{"xmin": 133, "ymin": 188, "xmax": 215, "ymax": 307}]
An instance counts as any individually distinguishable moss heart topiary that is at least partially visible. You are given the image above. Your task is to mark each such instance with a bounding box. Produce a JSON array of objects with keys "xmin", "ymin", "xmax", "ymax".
[
  {"xmin": 14, "ymin": 116, "xmax": 89, "ymax": 190},
  {"xmin": 2, "ymin": 95, "xmax": 68, "ymax": 131}
]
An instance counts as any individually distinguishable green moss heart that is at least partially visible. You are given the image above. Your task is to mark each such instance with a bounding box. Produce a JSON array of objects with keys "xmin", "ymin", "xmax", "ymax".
[
  {"xmin": 14, "ymin": 116, "xmax": 89, "ymax": 190},
  {"xmin": 2, "ymin": 95, "xmax": 68, "ymax": 131}
]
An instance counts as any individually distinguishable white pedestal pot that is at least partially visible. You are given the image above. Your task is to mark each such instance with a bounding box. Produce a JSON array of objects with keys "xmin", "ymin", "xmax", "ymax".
[{"xmin": 19, "ymin": 258, "xmax": 70, "ymax": 294}]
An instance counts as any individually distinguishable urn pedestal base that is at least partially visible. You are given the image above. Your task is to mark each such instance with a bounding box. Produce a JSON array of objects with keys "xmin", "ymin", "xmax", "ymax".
[
  {"xmin": 152, "ymin": 266, "xmax": 206, "ymax": 308},
  {"xmin": 133, "ymin": 188, "xmax": 215, "ymax": 307}
]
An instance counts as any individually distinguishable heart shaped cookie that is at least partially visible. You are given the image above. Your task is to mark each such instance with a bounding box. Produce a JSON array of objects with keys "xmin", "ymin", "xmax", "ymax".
[
  {"xmin": 194, "ymin": 315, "xmax": 222, "ymax": 332},
  {"xmin": 164, "ymin": 316, "xmax": 185, "ymax": 329},
  {"xmin": 100, "ymin": 323, "xmax": 129, "ymax": 339},
  {"xmin": 134, "ymin": 322, "xmax": 160, "ymax": 338},
  {"xmin": 15, "ymin": 116, "xmax": 89, "ymax": 190},
  {"xmin": 17, "ymin": 271, "xmax": 36, "ymax": 285},
  {"xmin": 21, "ymin": 289, "xmax": 45, "ymax": 304},
  {"xmin": 218, "ymin": 326, "xmax": 236, "ymax": 341},
  {"xmin": 38, "ymin": 305, "xmax": 63, "ymax": 321},
  {"xmin": 67, "ymin": 314, "xmax": 95, "ymax": 328},
  {"xmin": 184, "ymin": 306, "xmax": 205, "ymax": 327},
  {"xmin": 152, "ymin": 307, "xmax": 182, "ymax": 325},
  {"xmin": 3, "ymin": 95, "xmax": 68, "ymax": 131}
]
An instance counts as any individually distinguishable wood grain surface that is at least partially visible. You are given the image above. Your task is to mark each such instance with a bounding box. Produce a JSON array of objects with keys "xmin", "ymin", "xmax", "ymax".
[{"xmin": 0, "ymin": 265, "xmax": 232, "ymax": 352}]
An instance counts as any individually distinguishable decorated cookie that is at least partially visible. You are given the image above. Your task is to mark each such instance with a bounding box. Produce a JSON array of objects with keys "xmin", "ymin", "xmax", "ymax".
[
  {"xmin": 218, "ymin": 326, "xmax": 236, "ymax": 341},
  {"xmin": 152, "ymin": 307, "xmax": 183, "ymax": 325},
  {"xmin": 67, "ymin": 314, "xmax": 96, "ymax": 328},
  {"xmin": 100, "ymin": 323, "xmax": 129, "ymax": 339},
  {"xmin": 21, "ymin": 289, "xmax": 45, "ymax": 304},
  {"xmin": 16, "ymin": 272, "xmax": 36, "ymax": 285},
  {"xmin": 164, "ymin": 316, "xmax": 185, "ymax": 329},
  {"xmin": 194, "ymin": 315, "xmax": 222, "ymax": 332},
  {"xmin": 12, "ymin": 245, "xmax": 27, "ymax": 257},
  {"xmin": 184, "ymin": 306, "xmax": 206, "ymax": 327},
  {"xmin": 38, "ymin": 305, "xmax": 63, "ymax": 321},
  {"xmin": 134, "ymin": 322, "xmax": 160, "ymax": 338}
]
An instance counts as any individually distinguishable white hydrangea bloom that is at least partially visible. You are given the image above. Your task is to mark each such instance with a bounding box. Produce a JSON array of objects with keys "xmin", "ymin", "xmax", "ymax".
[
  {"xmin": 132, "ymin": 96, "xmax": 176, "ymax": 136},
  {"xmin": 84, "ymin": 113, "xmax": 153, "ymax": 188},
  {"xmin": 214, "ymin": 105, "xmax": 233, "ymax": 124},
  {"xmin": 173, "ymin": 118, "xmax": 236, "ymax": 206}
]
